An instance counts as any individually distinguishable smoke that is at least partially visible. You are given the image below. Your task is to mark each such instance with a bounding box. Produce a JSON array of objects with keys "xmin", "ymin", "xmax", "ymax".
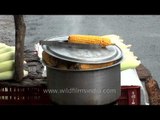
[{"xmin": 61, "ymin": 15, "xmax": 84, "ymax": 35}]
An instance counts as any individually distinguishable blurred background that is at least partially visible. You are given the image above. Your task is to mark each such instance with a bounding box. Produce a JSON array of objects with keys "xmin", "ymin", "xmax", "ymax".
[{"xmin": 0, "ymin": 15, "xmax": 160, "ymax": 85}]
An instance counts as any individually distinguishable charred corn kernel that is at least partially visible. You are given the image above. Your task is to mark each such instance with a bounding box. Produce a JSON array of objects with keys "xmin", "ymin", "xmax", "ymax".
[
  {"xmin": 78, "ymin": 62, "xmax": 114, "ymax": 70},
  {"xmin": 68, "ymin": 34, "xmax": 111, "ymax": 47}
]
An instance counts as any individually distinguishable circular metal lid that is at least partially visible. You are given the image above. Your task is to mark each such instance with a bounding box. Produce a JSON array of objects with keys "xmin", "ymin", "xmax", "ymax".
[{"xmin": 42, "ymin": 36, "xmax": 123, "ymax": 64}]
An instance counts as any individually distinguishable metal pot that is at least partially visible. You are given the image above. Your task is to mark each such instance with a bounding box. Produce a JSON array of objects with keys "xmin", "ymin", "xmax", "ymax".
[
  {"xmin": 42, "ymin": 36, "xmax": 123, "ymax": 105},
  {"xmin": 45, "ymin": 61, "xmax": 121, "ymax": 105}
]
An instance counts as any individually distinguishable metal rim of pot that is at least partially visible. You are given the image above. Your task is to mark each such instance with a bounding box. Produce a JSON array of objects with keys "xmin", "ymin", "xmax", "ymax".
[{"xmin": 42, "ymin": 57, "xmax": 123, "ymax": 72}]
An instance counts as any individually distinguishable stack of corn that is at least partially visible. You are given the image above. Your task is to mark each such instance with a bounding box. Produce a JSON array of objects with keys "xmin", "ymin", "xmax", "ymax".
[
  {"xmin": 0, "ymin": 43, "xmax": 28, "ymax": 80},
  {"xmin": 101, "ymin": 35, "xmax": 141, "ymax": 70}
]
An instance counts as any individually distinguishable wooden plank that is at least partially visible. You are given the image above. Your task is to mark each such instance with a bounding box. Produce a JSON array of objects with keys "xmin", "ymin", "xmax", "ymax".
[
  {"xmin": 145, "ymin": 79, "xmax": 160, "ymax": 105},
  {"xmin": 14, "ymin": 15, "xmax": 26, "ymax": 82},
  {"xmin": 136, "ymin": 64, "xmax": 152, "ymax": 81}
]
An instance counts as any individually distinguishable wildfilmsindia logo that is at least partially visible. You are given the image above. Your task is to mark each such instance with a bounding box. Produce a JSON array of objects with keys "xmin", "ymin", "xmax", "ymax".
[{"xmin": 43, "ymin": 88, "xmax": 117, "ymax": 94}]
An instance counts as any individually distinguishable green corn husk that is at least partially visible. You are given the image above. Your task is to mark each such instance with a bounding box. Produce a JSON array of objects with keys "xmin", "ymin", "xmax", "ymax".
[
  {"xmin": 0, "ymin": 60, "xmax": 15, "ymax": 73},
  {"xmin": 0, "ymin": 70, "xmax": 28, "ymax": 81},
  {"xmin": 0, "ymin": 51, "xmax": 15, "ymax": 62}
]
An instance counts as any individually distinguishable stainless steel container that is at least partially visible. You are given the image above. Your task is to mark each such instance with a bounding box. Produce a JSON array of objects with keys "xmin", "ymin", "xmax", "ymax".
[{"xmin": 42, "ymin": 36, "xmax": 123, "ymax": 105}]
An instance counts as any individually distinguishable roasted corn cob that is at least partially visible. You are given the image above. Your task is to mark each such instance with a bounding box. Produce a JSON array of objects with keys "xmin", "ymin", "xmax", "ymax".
[
  {"xmin": 68, "ymin": 34, "xmax": 111, "ymax": 47},
  {"xmin": 70, "ymin": 61, "xmax": 114, "ymax": 70},
  {"xmin": 79, "ymin": 62, "xmax": 114, "ymax": 70}
]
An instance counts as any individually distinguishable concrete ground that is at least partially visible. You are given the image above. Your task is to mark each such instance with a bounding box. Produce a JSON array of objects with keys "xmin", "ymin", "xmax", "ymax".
[{"xmin": 1, "ymin": 15, "xmax": 160, "ymax": 86}]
